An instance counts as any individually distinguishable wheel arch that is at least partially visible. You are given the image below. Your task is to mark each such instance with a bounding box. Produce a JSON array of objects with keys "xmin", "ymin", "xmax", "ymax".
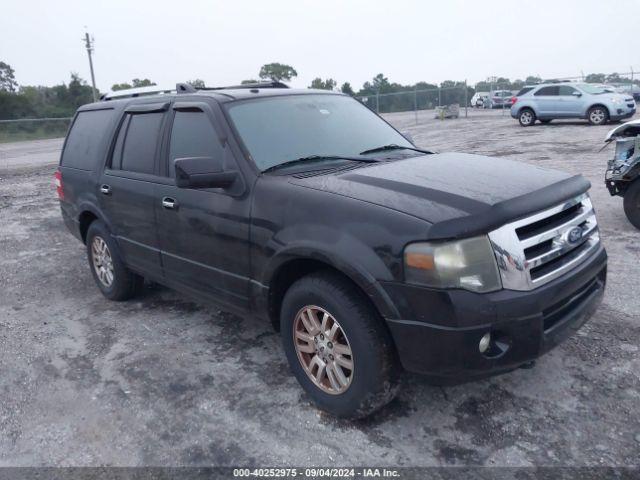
[
  {"xmin": 264, "ymin": 252, "xmax": 400, "ymax": 332},
  {"xmin": 76, "ymin": 203, "xmax": 113, "ymax": 244}
]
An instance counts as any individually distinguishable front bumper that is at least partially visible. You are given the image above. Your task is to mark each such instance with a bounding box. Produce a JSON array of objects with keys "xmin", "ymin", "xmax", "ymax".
[
  {"xmin": 610, "ymin": 105, "xmax": 636, "ymax": 120},
  {"xmin": 382, "ymin": 245, "xmax": 606, "ymax": 382}
]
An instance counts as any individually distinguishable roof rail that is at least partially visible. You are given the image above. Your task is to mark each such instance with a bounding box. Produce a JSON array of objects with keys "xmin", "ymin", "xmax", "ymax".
[
  {"xmin": 202, "ymin": 81, "xmax": 290, "ymax": 91},
  {"xmin": 101, "ymin": 83, "xmax": 196, "ymax": 101},
  {"xmin": 101, "ymin": 81, "xmax": 288, "ymax": 101}
]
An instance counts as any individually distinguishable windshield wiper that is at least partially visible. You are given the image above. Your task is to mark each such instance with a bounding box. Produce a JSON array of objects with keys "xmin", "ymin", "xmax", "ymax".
[
  {"xmin": 262, "ymin": 155, "xmax": 378, "ymax": 173},
  {"xmin": 359, "ymin": 144, "xmax": 433, "ymax": 155}
]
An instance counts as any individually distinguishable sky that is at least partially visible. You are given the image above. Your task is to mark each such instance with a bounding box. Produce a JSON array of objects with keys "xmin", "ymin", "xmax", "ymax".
[{"xmin": 1, "ymin": 0, "xmax": 638, "ymax": 92}]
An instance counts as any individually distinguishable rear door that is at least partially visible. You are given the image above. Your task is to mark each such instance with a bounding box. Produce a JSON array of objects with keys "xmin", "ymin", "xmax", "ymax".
[
  {"xmin": 98, "ymin": 102, "xmax": 169, "ymax": 279},
  {"xmin": 533, "ymin": 86, "xmax": 560, "ymax": 116},
  {"xmin": 154, "ymin": 101, "xmax": 252, "ymax": 311}
]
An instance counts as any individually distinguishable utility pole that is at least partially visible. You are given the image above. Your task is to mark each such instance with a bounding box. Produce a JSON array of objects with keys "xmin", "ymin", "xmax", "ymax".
[{"xmin": 83, "ymin": 31, "xmax": 98, "ymax": 102}]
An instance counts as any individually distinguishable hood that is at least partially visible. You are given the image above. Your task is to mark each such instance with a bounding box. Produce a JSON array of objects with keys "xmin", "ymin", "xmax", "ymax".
[
  {"xmin": 290, "ymin": 153, "xmax": 590, "ymax": 239},
  {"xmin": 605, "ymin": 119, "xmax": 640, "ymax": 142}
]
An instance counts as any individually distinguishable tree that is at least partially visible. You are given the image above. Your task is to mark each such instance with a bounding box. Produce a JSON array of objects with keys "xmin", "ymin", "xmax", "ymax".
[
  {"xmin": 341, "ymin": 82, "xmax": 355, "ymax": 96},
  {"xmin": 67, "ymin": 73, "xmax": 94, "ymax": 109},
  {"xmin": 0, "ymin": 61, "xmax": 18, "ymax": 92},
  {"xmin": 240, "ymin": 79, "xmax": 259, "ymax": 84},
  {"xmin": 372, "ymin": 73, "xmax": 391, "ymax": 93},
  {"xmin": 111, "ymin": 82, "xmax": 131, "ymax": 91},
  {"xmin": 309, "ymin": 78, "xmax": 336, "ymax": 90},
  {"xmin": 585, "ymin": 73, "xmax": 606, "ymax": 84},
  {"xmin": 131, "ymin": 78, "xmax": 156, "ymax": 88},
  {"xmin": 187, "ymin": 79, "xmax": 206, "ymax": 88},
  {"xmin": 524, "ymin": 75, "xmax": 542, "ymax": 85},
  {"xmin": 258, "ymin": 63, "xmax": 298, "ymax": 82}
]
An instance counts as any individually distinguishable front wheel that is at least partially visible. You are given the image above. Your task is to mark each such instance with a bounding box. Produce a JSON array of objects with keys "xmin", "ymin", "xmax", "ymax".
[
  {"xmin": 587, "ymin": 106, "xmax": 609, "ymax": 125},
  {"xmin": 623, "ymin": 180, "xmax": 640, "ymax": 230},
  {"xmin": 518, "ymin": 108, "xmax": 536, "ymax": 127},
  {"xmin": 281, "ymin": 271, "xmax": 399, "ymax": 419}
]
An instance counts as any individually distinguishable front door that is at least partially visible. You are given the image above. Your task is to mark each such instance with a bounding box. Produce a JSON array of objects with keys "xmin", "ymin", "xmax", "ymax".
[
  {"xmin": 98, "ymin": 103, "xmax": 169, "ymax": 278},
  {"xmin": 154, "ymin": 102, "xmax": 252, "ymax": 311}
]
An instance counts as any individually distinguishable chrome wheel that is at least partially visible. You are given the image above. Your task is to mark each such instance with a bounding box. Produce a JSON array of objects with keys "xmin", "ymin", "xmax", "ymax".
[
  {"xmin": 91, "ymin": 236, "xmax": 114, "ymax": 287},
  {"xmin": 589, "ymin": 108, "xmax": 606, "ymax": 124},
  {"xmin": 293, "ymin": 305, "xmax": 354, "ymax": 395},
  {"xmin": 520, "ymin": 110, "xmax": 534, "ymax": 126}
]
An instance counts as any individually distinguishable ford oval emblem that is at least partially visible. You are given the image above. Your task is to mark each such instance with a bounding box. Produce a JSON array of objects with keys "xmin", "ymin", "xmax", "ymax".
[{"xmin": 567, "ymin": 226, "xmax": 583, "ymax": 244}]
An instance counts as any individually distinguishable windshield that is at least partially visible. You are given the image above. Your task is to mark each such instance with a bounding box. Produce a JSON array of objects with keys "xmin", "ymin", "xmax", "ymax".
[
  {"xmin": 577, "ymin": 84, "xmax": 608, "ymax": 95},
  {"xmin": 226, "ymin": 94, "xmax": 413, "ymax": 171}
]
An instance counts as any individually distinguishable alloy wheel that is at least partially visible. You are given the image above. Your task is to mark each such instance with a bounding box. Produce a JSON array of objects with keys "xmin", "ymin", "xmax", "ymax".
[
  {"xmin": 590, "ymin": 109, "xmax": 606, "ymax": 125},
  {"xmin": 520, "ymin": 110, "xmax": 533, "ymax": 126},
  {"xmin": 293, "ymin": 305, "xmax": 354, "ymax": 395},
  {"xmin": 91, "ymin": 236, "xmax": 114, "ymax": 287}
]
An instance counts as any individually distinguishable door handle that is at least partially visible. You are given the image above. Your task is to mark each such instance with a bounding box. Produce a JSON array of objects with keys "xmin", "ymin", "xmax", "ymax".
[
  {"xmin": 162, "ymin": 197, "xmax": 178, "ymax": 210},
  {"xmin": 100, "ymin": 184, "xmax": 111, "ymax": 195}
]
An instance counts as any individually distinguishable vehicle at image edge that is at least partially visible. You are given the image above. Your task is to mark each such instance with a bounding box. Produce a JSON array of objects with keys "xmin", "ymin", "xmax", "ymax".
[
  {"xmin": 470, "ymin": 92, "xmax": 488, "ymax": 108},
  {"xmin": 511, "ymin": 82, "xmax": 637, "ymax": 127},
  {"xmin": 56, "ymin": 82, "xmax": 607, "ymax": 419},
  {"xmin": 604, "ymin": 119, "xmax": 640, "ymax": 229},
  {"xmin": 484, "ymin": 90, "xmax": 514, "ymax": 109}
]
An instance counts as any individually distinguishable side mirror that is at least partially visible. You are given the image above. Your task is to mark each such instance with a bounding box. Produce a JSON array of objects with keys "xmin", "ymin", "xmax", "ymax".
[
  {"xmin": 174, "ymin": 157, "xmax": 238, "ymax": 189},
  {"xmin": 401, "ymin": 131, "xmax": 415, "ymax": 145},
  {"xmin": 572, "ymin": 91, "xmax": 582, "ymax": 97}
]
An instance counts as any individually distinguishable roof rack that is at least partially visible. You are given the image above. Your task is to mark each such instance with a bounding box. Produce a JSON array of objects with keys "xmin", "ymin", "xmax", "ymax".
[{"xmin": 101, "ymin": 80, "xmax": 289, "ymax": 101}]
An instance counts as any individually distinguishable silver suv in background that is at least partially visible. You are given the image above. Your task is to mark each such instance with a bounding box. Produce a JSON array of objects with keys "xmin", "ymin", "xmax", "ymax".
[
  {"xmin": 511, "ymin": 82, "xmax": 636, "ymax": 127},
  {"xmin": 484, "ymin": 90, "xmax": 514, "ymax": 109}
]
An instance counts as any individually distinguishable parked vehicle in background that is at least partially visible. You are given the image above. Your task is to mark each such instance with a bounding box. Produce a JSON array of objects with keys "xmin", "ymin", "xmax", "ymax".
[
  {"xmin": 613, "ymin": 84, "xmax": 640, "ymax": 102},
  {"xmin": 485, "ymin": 90, "xmax": 514, "ymax": 109},
  {"xmin": 604, "ymin": 119, "xmax": 640, "ymax": 229},
  {"xmin": 512, "ymin": 82, "xmax": 636, "ymax": 127},
  {"xmin": 56, "ymin": 82, "xmax": 607, "ymax": 419},
  {"xmin": 470, "ymin": 92, "xmax": 488, "ymax": 108}
]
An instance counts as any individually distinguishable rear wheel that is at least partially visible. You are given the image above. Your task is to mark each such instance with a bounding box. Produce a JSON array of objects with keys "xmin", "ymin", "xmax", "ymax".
[
  {"xmin": 86, "ymin": 220, "xmax": 143, "ymax": 301},
  {"xmin": 518, "ymin": 108, "xmax": 536, "ymax": 127},
  {"xmin": 280, "ymin": 271, "xmax": 399, "ymax": 418},
  {"xmin": 623, "ymin": 180, "xmax": 640, "ymax": 230},
  {"xmin": 587, "ymin": 106, "xmax": 609, "ymax": 125}
]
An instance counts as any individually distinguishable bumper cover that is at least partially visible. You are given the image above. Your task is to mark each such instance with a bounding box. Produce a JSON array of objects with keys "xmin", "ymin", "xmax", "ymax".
[{"xmin": 383, "ymin": 245, "xmax": 606, "ymax": 381}]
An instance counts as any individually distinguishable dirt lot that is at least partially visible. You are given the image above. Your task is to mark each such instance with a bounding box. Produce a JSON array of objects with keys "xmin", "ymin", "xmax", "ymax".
[{"xmin": 0, "ymin": 109, "xmax": 639, "ymax": 467}]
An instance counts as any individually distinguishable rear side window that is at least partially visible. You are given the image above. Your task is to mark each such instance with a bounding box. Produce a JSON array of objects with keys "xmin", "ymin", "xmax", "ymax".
[
  {"xmin": 516, "ymin": 87, "xmax": 534, "ymax": 96},
  {"xmin": 534, "ymin": 86, "xmax": 559, "ymax": 96},
  {"xmin": 559, "ymin": 85, "xmax": 578, "ymax": 96},
  {"xmin": 61, "ymin": 109, "xmax": 114, "ymax": 170},
  {"xmin": 111, "ymin": 112, "xmax": 164, "ymax": 174},
  {"xmin": 168, "ymin": 111, "xmax": 223, "ymax": 177}
]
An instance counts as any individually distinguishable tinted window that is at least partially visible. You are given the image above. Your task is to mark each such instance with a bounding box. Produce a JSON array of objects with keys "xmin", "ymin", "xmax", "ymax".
[
  {"xmin": 227, "ymin": 94, "xmax": 412, "ymax": 171},
  {"xmin": 61, "ymin": 109, "xmax": 115, "ymax": 170},
  {"xmin": 559, "ymin": 86, "xmax": 578, "ymax": 95},
  {"xmin": 534, "ymin": 86, "xmax": 559, "ymax": 96},
  {"xmin": 516, "ymin": 87, "xmax": 534, "ymax": 96},
  {"xmin": 116, "ymin": 112, "xmax": 164, "ymax": 174},
  {"xmin": 168, "ymin": 111, "xmax": 223, "ymax": 177}
]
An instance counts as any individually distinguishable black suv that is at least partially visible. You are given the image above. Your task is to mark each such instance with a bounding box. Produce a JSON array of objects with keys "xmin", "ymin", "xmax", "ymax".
[{"xmin": 57, "ymin": 82, "xmax": 607, "ymax": 418}]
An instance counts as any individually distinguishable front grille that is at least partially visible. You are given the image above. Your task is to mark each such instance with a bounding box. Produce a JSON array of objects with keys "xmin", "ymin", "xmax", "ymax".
[{"xmin": 488, "ymin": 194, "xmax": 600, "ymax": 291}]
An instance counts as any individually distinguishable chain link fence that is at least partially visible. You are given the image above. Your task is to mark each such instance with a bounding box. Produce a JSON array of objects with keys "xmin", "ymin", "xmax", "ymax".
[{"xmin": 0, "ymin": 118, "xmax": 72, "ymax": 143}]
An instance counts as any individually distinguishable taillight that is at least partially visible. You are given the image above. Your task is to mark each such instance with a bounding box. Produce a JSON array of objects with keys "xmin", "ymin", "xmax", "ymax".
[
  {"xmin": 54, "ymin": 170, "xmax": 64, "ymax": 200},
  {"xmin": 511, "ymin": 96, "xmax": 517, "ymax": 104}
]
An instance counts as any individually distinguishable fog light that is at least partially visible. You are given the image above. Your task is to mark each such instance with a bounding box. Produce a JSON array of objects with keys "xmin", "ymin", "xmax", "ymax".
[{"xmin": 479, "ymin": 332, "xmax": 492, "ymax": 353}]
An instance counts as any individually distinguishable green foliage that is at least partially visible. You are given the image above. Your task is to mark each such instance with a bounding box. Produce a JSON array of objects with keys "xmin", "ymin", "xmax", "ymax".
[
  {"xmin": 0, "ymin": 61, "xmax": 18, "ymax": 92},
  {"xmin": 112, "ymin": 78, "xmax": 156, "ymax": 91},
  {"xmin": 340, "ymin": 82, "xmax": 355, "ymax": 96},
  {"xmin": 309, "ymin": 78, "xmax": 337, "ymax": 90},
  {"xmin": 187, "ymin": 79, "xmax": 206, "ymax": 88},
  {"xmin": 258, "ymin": 63, "xmax": 298, "ymax": 82},
  {"xmin": 585, "ymin": 73, "xmax": 606, "ymax": 83}
]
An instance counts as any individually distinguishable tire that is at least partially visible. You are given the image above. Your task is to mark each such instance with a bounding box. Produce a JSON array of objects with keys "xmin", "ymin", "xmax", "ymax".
[
  {"xmin": 86, "ymin": 220, "xmax": 143, "ymax": 301},
  {"xmin": 518, "ymin": 108, "xmax": 536, "ymax": 127},
  {"xmin": 587, "ymin": 105, "xmax": 609, "ymax": 125},
  {"xmin": 623, "ymin": 180, "xmax": 640, "ymax": 230},
  {"xmin": 280, "ymin": 271, "xmax": 399, "ymax": 419},
  {"xmin": 540, "ymin": 119, "xmax": 552, "ymax": 124}
]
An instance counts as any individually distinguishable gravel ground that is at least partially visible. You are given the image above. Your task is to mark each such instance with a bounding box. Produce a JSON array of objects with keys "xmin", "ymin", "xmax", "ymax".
[{"xmin": 0, "ymin": 109, "xmax": 638, "ymax": 467}]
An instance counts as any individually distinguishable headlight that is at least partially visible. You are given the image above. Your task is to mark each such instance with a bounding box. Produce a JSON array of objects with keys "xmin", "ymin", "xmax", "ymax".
[
  {"xmin": 611, "ymin": 97, "xmax": 622, "ymax": 104},
  {"xmin": 404, "ymin": 236, "xmax": 502, "ymax": 293}
]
